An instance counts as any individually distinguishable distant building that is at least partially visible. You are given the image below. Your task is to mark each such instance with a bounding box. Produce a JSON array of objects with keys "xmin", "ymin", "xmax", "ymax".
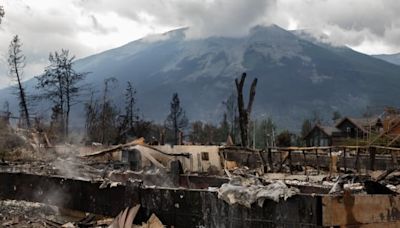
[
  {"xmin": 303, "ymin": 116, "xmax": 384, "ymax": 147},
  {"xmin": 303, "ymin": 125, "xmax": 341, "ymax": 146},
  {"xmin": 303, "ymin": 108, "xmax": 400, "ymax": 147},
  {"xmin": 335, "ymin": 117, "xmax": 382, "ymax": 139}
]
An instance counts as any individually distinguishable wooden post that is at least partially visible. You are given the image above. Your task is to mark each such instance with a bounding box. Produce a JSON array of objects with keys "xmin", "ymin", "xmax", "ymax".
[
  {"xmin": 370, "ymin": 147, "xmax": 376, "ymax": 171},
  {"xmin": 343, "ymin": 147, "xmax": 347, "ymax": 173},
  {"xmin": 315, "ymin": 148, "xmax": 320, "ymax": 174},
  {"xmin": 329, "ymin": 147, "xmax": 333, "ymax": 176},
  {"xmin": 302, "ymin": 150, "xmax": 307, "ymax": 175},
  {"xmin": 288, "ymin": 150, "xmax": 292, "ymax": 174},
  {"xmin": 258, "ymin": 149, "xmax": 266, "ymax": 174},
  {"xmin": 159, "ymin": 129, "xmax": 165, "ymax": 145},
  {"xmin": 391, "ymin": 149, "xmax": 398, "ymax": 169},
  {"xmin": 178, "ymin": 131, "xmax": 183, "ymax": 145},
  {"xmin": 355, "ymin": 147, "xmax": 361, "ymax": 173}
]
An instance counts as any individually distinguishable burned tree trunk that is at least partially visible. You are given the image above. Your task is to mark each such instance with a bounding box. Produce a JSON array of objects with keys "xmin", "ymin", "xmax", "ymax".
[
  {"xmin": 235, "ymin": 73, "xmax": 257, "ymax": 148},
  {"xmin": 8, "ymin": 35, "xmax": 31, "ymax": 128}
]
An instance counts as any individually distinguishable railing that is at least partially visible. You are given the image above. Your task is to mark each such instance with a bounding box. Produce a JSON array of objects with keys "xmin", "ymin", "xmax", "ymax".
[{"xmin": 262, "ymin": 145, "xmax": 400, "ymax": 174}]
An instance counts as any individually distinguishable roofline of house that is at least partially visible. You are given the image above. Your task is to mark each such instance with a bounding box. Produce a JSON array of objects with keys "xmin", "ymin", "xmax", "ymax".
[
  {"xmin": 303, "ymin": 124, "xmax": 331, "ymax": 140},
  {"xmin": 335, "ymin": 117, "xmax": 368, "ymax": 133}
]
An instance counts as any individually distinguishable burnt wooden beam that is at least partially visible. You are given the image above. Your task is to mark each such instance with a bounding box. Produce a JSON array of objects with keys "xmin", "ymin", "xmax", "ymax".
[
  {"xmin": 343, "ymin": 147, "xmax": 347, "ymax": 172},
  {"xmin": 355, "ymin": 147, "xmax": 361, "ymax": 173},
  {"xmin": 302, "ymin": 150, "xmax": 307, "ymax": 175},
  {"xmin": 391, "ymin": 150, "xmax": 398, "ymax": 169},
  {"xmin": 288, "ymin": 150, "xmax": 292, "ymax": 174},
  {"xmin": 370, "ymin": 147, "xmax": 376, "ymax": 171},
  {"xmin": 315, "ymin": 149, "xmax": 320, "ymax": 174}
]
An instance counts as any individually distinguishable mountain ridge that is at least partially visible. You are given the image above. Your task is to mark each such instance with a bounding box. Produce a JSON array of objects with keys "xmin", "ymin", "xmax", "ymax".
[
  {"xmin": 2, "ymin": 24, "xmax": 400, "ymax": 131},
  {"xmin": 373, "ymin": 53, "xmax": 400, "ymax": 66}
]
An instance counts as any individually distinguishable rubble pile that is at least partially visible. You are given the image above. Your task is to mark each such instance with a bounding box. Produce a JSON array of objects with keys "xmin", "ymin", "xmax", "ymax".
[{"xmin": 3, "ymin": 140, "xmax": 400, "ymax": 227}]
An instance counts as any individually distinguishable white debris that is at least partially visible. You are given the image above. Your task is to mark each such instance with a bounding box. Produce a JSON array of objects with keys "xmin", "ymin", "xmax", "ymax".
[
  {"xmin": 217, "ymin": 180, "xmax": 299, "ymax": 208},
  {"xmin": 328, "ymin": 181, "xmax": 343, "ymax": 194}
]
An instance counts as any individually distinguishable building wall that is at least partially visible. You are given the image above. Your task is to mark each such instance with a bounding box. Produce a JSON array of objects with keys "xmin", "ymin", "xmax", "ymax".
[
  {"xmin": 155, "ymin": 145, "xmax": 222, "ymax": 174},
  {"xmin": 337, "ymin": 120, "xmax": 364, "ymax": 138},
  {"xmin": 128, "ymin": 145, "xmax": 223, "ymax": 174},
  {"xmin": 306, "ymin": 129, "xmax": 331, "ymax": 146}
]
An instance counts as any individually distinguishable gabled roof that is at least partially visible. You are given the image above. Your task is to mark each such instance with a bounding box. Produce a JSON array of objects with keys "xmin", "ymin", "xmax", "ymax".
[
  {"xmin": 320, "ymin": 126, "xmax": 341, "ymax": 136},
  {"xmin": 303, "ymin": 125, "xmax": 341, "ymax": 139},
  {"xmin": 335, "ymin": 117, "xmax": 379, "ymax": 133},
  {"xmin": 352, "ymin": 117, "xmax": 380, "ymax": 127}
]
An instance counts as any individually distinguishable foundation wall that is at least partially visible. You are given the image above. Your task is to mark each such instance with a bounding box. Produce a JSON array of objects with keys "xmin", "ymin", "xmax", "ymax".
[{"xmin": 1, "ymin": 172, "xmax": 400, "ymax": 227}]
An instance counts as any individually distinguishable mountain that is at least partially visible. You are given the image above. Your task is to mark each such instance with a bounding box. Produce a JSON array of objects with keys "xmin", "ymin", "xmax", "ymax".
[
  {"xmin": 373, "ymin": 53, "xmax": 400, "ymax": 66},
  {"xmin": 2, "ymin": 25, "xmax": 400, "ymax": 131}
]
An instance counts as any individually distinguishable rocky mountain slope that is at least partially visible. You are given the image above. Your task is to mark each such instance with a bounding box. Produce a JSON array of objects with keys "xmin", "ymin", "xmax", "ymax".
[{"xmin": 2, "ymin": 25, "xmax": 400, "ymax": 130}]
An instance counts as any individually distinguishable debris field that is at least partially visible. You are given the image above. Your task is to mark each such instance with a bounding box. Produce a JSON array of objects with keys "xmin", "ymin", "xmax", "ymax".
[{"xmin": 2, "ymin": 138, "xmax": 400, "ymax": 227}]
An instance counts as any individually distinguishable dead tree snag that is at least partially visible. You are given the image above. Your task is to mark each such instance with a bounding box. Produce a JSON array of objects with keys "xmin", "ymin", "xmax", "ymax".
[{"xmin": 235, "ymin": 72, "xmax": 257, "ymax": 147}]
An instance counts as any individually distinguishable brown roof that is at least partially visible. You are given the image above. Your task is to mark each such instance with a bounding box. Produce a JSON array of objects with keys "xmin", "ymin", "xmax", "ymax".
[
  {"xmin": 319, "ymin": 126, "xmax": 341, "ymax": 136},
  {"xmin": 304, "ymin": 125, "xmax": 341, "ymax": 139},
  {"xmin": 335, "ymin": 117, "xmax": 380, "ymax": 133},
  {"xmin": 351, "ymin": 117, "xmax": 380, "ymax": 127}
]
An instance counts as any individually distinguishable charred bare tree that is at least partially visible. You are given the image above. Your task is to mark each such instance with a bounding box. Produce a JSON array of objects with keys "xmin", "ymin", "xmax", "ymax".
[
  {"xmin": 116, "ymin": 81, "xmax": 153, "ymax": 142},
  {"xmin": 223, "ymin": 93, "xmax": 238, "ymax": 142},
  {"xmin": 100, "ymin": 77, "xmax": 118, "ymax": 144},
  {"xmin": 84, "ymin": 90, "xmax": 98, "ymax": 142},
  {"xmin": 124, "ymin": 81, "xmax": 139, "ymax": 130},
  {"xmin": 235, "ymin": 72, "xmax": 257, "ymax": 147},
  {"xmin": 36, "ymin": 49, "xmax": 87, "ymax": 138},
  {"xmin": 118, "ymin": 81, "xmax": 138, "ymax": 139},
  {"xmin": 165, "ymin": 93, "xmax": 188, "ymax": 145},
  {"xmin": 8, "ymin": 35, "xmax": 30, "ymax": 128},
  {"xmin": 84, "ymin": 85, "xmax": 118, "ymax": 145}
]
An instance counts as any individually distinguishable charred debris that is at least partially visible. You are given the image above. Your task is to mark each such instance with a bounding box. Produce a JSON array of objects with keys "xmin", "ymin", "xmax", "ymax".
[{"xmin": 2, "ymin": 132, "xmax": 400, "ymax": 227}]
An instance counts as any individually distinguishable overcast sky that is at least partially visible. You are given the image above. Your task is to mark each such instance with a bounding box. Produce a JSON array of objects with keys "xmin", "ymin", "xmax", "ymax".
[{"xmin": 1, "ymin": 0, "xmax": 400, "ymax": 87}]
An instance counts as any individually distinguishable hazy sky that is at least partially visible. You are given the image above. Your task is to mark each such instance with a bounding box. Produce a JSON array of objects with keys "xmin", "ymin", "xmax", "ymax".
[{"xmin": 1, "ymin": 0, "xmax": 400, "ymax": 87}]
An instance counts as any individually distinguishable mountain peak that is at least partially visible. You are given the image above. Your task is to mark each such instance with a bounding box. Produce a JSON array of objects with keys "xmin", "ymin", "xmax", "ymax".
[
  {"xmin": 3, "ymin": 25, "xmax": 400, "ymax": 131},
  {"xmin": 247, "ymin": 24, "xmax": 298, "ymax": 43}
]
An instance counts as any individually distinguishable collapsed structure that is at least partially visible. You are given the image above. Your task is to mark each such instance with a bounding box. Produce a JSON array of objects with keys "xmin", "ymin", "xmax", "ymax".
[{"xmin": 2, "ymin": 136, "xmax": 400, "ymax": 227}]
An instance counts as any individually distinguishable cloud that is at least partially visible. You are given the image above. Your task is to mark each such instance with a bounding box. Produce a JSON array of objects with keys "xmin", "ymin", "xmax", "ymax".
[
  {"xmin": 74, "ymin": 0, "xmax": 400, "ymax": 53},
  {"xmin": 75, "ymin": 0, "xmax": 275, "ymax": 38},
  {"xmin": 0, "ymin": 0, "xmax": 168, "ymax": 88},
  {"xmin": 267, "ymin": 0, "xmax": 400, "ymax": 54},
  {"xmin": 89, "ymin": 15, "xmax": 117, "ymax": 34}
]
